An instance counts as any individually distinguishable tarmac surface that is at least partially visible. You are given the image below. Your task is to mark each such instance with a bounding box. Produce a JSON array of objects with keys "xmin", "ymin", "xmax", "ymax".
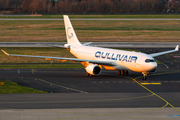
[
  {"xmin": 1, "ymin": 18, "xmax": 180, "ymax": 21},
  {"xmin": 0, "ymin": 42, "xmax": 180, "ymax": 48},
  {"xmin": 0, "ymin": 64, "xmax": 180, "ymax": 109},
  {"xmin": 0, "ymin": 47, "xmax": 180, "ymax": 119}
]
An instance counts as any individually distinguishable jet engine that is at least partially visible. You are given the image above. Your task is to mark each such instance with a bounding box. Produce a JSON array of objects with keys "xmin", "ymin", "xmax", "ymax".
[{"xmin": 85, "ymin": 64, "xmax": 101, "ymax": 76}]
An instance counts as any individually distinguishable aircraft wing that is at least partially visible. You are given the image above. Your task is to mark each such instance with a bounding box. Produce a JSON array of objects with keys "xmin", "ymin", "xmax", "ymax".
[
  {"xmin": 149, "ymin": 45, "xmax": 179, "ymax": 57},
  {"xmin": 1, "ymin": 50, "xmax": 116, "ymax": 66}
]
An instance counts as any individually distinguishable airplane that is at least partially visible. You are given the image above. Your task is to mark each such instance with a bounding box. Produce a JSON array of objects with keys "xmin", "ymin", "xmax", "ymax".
[{"xmin": 1, "ymin": 15, "xmax": 179, "ymax": 80}]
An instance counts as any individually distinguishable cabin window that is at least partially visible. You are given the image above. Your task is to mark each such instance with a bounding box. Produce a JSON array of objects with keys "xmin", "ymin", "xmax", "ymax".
[{"xmin": 145, "ymin": 59, "xmax": 155, "ymax": 63}]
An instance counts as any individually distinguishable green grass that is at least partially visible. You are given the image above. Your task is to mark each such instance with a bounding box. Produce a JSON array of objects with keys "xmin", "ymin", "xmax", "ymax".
[
  {"xmin": 0, "ymin": 47, "xmax": 84, "ymax": 69},
  {"xmin": 154, "ymin": 59, "xmax": 162, "ymax": 64},
  {"xmin": 0, "ymin": 20, "xmax": 180, "ymax": 42},
  {"xmin": 0, "ymin": 81, "xmax": 47, "ymax": 94},
  {"xmin": 0, "ymin": 47, "xmax": 74, "ymax": 63},
  {"xmin": 0, "ymin": 64, "xmax": 83, "ymax": 69}
]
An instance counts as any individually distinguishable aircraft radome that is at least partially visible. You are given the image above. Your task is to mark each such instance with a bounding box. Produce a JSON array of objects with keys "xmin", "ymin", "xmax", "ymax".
[{"xmin": 2, "ymin": 15, "xmax": 179, "ymax": 80}]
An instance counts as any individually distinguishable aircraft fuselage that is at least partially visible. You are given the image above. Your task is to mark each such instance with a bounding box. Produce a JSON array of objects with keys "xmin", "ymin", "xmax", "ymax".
[{"xmin": 70, "ymin": 45, "xmax": 157, "ymax": 73}]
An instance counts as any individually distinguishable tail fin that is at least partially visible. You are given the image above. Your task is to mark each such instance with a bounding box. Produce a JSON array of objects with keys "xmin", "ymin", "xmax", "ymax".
[{"xmin": 63, "ymin": 15, "xmax": 81, "ymax": 45}]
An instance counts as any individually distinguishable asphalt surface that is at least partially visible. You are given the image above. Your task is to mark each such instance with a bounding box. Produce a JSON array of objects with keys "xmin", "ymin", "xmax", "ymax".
[
  {"xmin": 0, "ymin": 42, "xmax": 180, "ymax": 48},
  {"xmin": 0, "ymin": 48, "xmax": 180, "ymax": 109},
  {"xmin": 1, "ymin": 18, "xmax": 180, "ymax": 21}
]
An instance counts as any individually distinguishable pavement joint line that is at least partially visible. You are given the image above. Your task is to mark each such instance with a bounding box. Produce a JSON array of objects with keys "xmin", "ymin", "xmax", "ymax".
[
  {"xmin": 37, "ymin": 78, "xmax": 88, "ymax": 94},
  {"xmin": 40, "ymin": 110, "xmax": 157, "ymax": 120},
  {"xmin": 92, "ymin": 81, "xmax": 172, "ymax": 85},
  {"xmin": 0, "ymin": 93, "xmax": 155, "ymax": 104},
  {"xmin": 121, "ymin": 77, "xmax": 172, "ymax": 113},
  {"xmin": 92, "ymin": 81, "xmax": 140, "ymax": 84},
  {"xmin": 111, "ymin": 75, "xmax": 172, "ymax": 113},
  {"xmin": 62, "ymin": 102, "xmax": 170, "ymax": 118},
  {"xmin": 148, "ymin": 70, "xmax": 180, "ymax": 77},
  {"xmin": 131, "ymin": 75, "xmax": 180, "ymax": 112}
]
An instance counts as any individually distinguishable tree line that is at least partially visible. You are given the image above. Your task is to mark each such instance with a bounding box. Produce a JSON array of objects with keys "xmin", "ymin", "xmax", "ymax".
[{"xmin": 0, "ymin": 0, "xmax": 180, "ymax": 14}]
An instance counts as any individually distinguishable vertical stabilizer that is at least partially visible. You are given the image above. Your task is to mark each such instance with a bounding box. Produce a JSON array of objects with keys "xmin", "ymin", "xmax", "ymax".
[{"xmin": 63, "ymin": 15, "xmax": 81, "ymax": 45}]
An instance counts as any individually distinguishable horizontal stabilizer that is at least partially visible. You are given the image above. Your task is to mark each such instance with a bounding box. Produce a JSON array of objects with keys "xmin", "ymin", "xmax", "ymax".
[
  {"xmin": 82, "ymin": 42, "xmax": 93, "ymax": 46},
  {"xmin": 39, "ymin": 43, "xmax": 67, "ymax": 48}
]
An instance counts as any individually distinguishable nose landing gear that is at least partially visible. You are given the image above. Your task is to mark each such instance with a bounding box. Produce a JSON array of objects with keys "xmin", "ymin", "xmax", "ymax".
[{"xmin": 142, "ymin": 72, "xmax": 148, "ymax": 80}]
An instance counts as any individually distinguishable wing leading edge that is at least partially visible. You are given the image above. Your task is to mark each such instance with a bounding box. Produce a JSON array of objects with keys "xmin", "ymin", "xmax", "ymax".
[
  {"xmin": 149, "ymin": 45, "xmax": 179, "ymax": 57},
  {"xmin": 1, "ymin": 50, "xmax": 116, "ymax": 66}
]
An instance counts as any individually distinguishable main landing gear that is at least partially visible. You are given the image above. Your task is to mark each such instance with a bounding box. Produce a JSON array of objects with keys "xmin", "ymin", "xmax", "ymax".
[
  {"xmin": 86, "ymin": 73, "xmax": 94, "ymax": 76},
  {"xmin": 142, "ymin": 72, "xmax": 148, "ymax": 80},
  {"xmin": 118, "ymin": 70, "xmax": 128, "ymax": 76}
]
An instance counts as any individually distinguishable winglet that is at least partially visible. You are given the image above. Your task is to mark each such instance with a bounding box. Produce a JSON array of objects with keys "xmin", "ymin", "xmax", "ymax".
[
  {"xmin": 1, "ymin": 50, "xmax": 9, "ymax": 56},
  {"xmin": 175, "ymin": 45, "xmax": 179, "ymax": 51}
]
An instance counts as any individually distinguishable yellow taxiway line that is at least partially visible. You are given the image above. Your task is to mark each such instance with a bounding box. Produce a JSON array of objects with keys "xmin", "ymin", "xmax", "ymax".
[{"xmin": 141, "ymin": 83, "xmax": 161, "ymax": 85}]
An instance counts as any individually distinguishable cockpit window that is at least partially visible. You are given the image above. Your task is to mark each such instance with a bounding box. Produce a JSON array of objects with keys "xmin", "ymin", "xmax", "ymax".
[{"xmin": 145, "ymin": 59, "xmax": 155, "ymax": 63}]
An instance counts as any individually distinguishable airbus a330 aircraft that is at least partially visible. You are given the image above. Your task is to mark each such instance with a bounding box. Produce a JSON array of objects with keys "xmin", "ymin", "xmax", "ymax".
[{"xmin": 2, "ymin": 15, "xmax": 179, "ymax": 80}]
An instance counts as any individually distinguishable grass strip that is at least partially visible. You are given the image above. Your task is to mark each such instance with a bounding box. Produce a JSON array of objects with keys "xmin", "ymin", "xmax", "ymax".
[
  {"xmin": 1, "ymin": 20, "xmax": 180, "ymax": 42},
  {"xmin": 0, "ymin": 64, "xmax": 84, "ymax": 69},
  {"xmin": 0, "ymin": 81, "xmax": 47, "ymax": 94},
  {"xmin": 0, "ymin": 47, "xmax": 74, "ymax": 64}
]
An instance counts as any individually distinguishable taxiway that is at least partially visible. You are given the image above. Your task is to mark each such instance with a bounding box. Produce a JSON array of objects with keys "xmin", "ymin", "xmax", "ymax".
[{"xmin": 0, "ymin": 47, "xmax": 180, "ymax": 120}]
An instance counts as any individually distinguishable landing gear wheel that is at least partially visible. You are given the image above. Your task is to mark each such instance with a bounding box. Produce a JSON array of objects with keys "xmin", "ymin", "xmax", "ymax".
[
  {"xmin": 124, "ymin": 70, "xmax": 128, "ymax": 76},
  {"xmin": 121, "ymin": 70, "xmax": 124, "ymax": 75},
  {"xmin": 142, "ymin": 76, "xmax": 147, "ymax": 80},
  {"xmin": 86, "ymin": 73, "xmax": 90, "ymax": 76},
  {"xmin": 118, "ymin": 70, "xmax": 128, "ymax": 76},
  {"xmin": 142, "ymin": 72, "xmax": 147, "ymax": 80},
  {"xmin": 118, "ymin": 70, "xmax": 121, "ymax": 75}
]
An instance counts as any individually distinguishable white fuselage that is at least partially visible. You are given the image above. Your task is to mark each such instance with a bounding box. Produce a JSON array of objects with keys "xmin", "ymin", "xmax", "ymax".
[{"xmin": 70, "ymin": 45, "xmax": 157, "ymax": 73}]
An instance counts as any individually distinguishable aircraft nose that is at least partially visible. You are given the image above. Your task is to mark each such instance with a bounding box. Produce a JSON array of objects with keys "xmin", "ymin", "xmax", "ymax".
[{"xmin": 149, "ymin": 62, "xmax": 157, "ymax": 73}]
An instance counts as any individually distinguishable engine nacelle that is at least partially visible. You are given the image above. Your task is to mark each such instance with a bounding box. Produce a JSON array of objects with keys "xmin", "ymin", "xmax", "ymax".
[{"xmin": 85, "ymin": 64, "xmax": 101, "ymax": 76}]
